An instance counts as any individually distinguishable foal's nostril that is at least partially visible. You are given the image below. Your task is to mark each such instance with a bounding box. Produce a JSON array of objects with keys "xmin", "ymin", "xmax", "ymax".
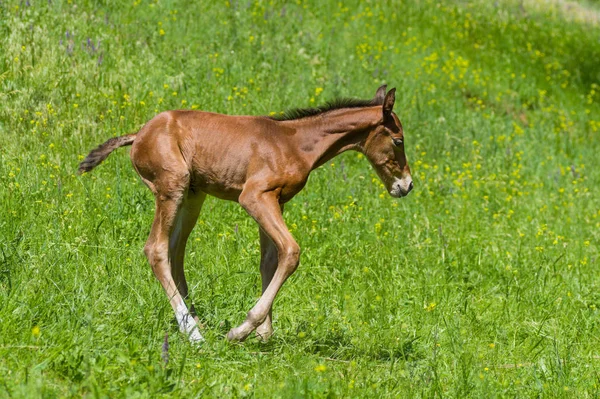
[{"xmin": 408, "ymin": 181, "xmax": 414, "ymax": 192}]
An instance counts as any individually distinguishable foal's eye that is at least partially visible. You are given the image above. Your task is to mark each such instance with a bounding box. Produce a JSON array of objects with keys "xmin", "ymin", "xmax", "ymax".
[{"xmin": 392, "ymin": 138, "xmax": 403, "ymax": 146}]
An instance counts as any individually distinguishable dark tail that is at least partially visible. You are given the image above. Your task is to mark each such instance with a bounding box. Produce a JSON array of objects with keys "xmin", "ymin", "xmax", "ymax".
[{"xmin": 78, "ymin": 133, "xmax": 137, "ymax": 174}]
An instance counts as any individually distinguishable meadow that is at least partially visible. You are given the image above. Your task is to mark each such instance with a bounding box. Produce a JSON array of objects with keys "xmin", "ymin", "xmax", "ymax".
[{"xmin": 1, "ymin": 0, "xmax": 599, "ymax": 397}]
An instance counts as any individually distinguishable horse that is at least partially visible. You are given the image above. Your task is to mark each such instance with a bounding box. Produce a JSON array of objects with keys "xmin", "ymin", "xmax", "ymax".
[{"xmin": 79, "ymin": 85, "xmax": 413, "ymax": 343}]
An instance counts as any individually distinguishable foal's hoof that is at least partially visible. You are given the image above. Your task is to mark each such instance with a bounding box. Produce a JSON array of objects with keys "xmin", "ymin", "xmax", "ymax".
[
  {"xmin": 255, "ymin": 326, "xmax": 274, "ymax": 342},
  {"xmin": 188, "ymin": 328, "xmax": 205, "ymax": 345},
  {"xmin": 226, "ymin": 328, "xmax": 245, "ymax": 342},
  {"xmin": 226, "ymin": 329, "xmax": 242, "ymax": 342},
  {"xmin": 226, "ymin": 324, "xmax": 253, "ymax": 342}
]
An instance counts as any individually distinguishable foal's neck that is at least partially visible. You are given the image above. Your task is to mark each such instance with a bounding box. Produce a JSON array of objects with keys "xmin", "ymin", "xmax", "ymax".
[{"xmin": 290, "ymin": 107, "xmax": 381, "ymax": 171}]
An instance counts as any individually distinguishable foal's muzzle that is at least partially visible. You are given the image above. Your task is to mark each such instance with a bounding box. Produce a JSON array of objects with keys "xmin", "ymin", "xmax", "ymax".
[{"xmin": 390, "ymin": 177, "xmax": 413, "ymax": 198}]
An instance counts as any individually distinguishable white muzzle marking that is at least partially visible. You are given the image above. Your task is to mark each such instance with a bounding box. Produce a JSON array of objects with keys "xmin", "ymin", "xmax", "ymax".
[{"xmin": 390, "ymin": 176, "xmax": 413, "ymax": 198}]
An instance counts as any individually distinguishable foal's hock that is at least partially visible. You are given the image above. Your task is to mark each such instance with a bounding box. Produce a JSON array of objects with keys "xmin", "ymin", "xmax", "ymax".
[{"xmin": 79, "ymin": 85, "xmax": 413, "ymax": 343}]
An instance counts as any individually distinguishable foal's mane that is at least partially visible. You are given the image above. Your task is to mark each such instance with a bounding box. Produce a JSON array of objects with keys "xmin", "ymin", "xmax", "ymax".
[{"xmin": 269, "ymin": 96, "xmax": 383, "ymax": 121}]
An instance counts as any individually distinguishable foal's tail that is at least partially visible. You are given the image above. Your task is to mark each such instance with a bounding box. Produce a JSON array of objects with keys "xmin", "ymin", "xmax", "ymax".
[{"xmin": 78, "ymin": 133, "xmax": 137, "ymax": 174}]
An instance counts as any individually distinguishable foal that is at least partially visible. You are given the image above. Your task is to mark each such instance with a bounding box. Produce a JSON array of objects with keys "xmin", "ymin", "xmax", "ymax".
[{"xmin": 79, "ymin": 85, "xmax": 413, "ymax": 343}]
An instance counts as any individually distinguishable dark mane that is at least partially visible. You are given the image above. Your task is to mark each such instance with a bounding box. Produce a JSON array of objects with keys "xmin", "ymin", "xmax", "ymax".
[{"xmin": 269, "ymin": 97, "xmax": 383, "ymax": 121}]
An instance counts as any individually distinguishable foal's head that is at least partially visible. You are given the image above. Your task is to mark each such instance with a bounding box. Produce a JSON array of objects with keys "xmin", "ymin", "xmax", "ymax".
[{"xmin": 363, "ymin": 86, "xmax": 413, "ymax": 198}]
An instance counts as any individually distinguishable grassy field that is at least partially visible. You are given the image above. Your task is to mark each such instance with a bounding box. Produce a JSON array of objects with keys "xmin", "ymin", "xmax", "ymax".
[{"xmin": 1, "ymin": 0, "xmax": 600, "ymax": 397}]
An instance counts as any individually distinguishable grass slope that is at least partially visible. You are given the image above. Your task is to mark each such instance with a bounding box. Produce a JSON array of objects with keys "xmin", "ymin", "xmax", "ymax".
[{"xmin": 1, "ymin": 0, "xmax": 599, "ymax": 397}]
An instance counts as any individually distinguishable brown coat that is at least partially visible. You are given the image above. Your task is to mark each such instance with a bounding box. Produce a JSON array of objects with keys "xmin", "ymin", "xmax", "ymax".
[{"xmin": 79, "ymin": 85, "xmax": 412, "ymax": 343}]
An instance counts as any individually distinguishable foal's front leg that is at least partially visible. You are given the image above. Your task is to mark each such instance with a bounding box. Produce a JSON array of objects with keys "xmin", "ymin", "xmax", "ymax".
[
  {"xmin": 255, "ymin": 227, "xmax": 278, "ymax": 341},
  {"xmin": 255, "ymin": 204, "xmax": 284, "ymax": 341},
  {"xmin": 227, "ymin": 190, "xmax": 299, "ymax": 342}
]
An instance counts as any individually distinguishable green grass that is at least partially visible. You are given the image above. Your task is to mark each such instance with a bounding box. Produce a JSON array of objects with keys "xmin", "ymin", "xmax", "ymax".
[{"xmin": 1, "ymin": 0, "xmax": 600, "ymax": 397}]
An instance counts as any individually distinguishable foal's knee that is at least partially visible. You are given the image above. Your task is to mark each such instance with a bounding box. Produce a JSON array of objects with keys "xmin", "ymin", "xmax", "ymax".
[
  {"xmin": 144, "ymin": 241, "xmax": 168, "ymax": 273},
  {"xmin": 280, "ymin": 243, "xmax": 300, "ymax": 275}
]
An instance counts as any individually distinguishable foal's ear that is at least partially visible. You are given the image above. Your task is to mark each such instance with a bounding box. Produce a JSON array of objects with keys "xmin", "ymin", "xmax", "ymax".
[
  {"xmin": 383, "ymin": 88, "xmax": 396, "ymax": 116},
  {"xmin": 374, "ymin": 84, "xmax": 387, "ymax": 104}
]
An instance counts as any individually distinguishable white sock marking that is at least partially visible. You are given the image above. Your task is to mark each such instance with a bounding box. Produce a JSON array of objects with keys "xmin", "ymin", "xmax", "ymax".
[{"xmin": 175, "ymin": 301, "xmax": 204, "ymax": 343}]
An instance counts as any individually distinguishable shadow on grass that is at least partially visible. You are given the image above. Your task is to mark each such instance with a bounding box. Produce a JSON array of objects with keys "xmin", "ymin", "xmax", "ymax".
[{"xmin": 266, "ymin": 330, "xmax": 424, "ymax": 363}]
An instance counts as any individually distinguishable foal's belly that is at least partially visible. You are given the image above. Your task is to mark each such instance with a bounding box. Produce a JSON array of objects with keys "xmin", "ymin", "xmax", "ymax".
[{"xmin": 189, "ymin": 168, "xmax": 244, "ymax": 202}]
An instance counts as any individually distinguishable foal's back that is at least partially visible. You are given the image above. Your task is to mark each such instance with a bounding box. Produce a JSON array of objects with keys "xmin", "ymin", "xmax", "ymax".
[{"xmin": 130, "ymin": 110, "xmax": 303, "ymax": 201}]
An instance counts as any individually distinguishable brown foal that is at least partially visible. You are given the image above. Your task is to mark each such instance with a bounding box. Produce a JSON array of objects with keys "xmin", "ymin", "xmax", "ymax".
[{"xmin": 79, "ymin": 85, "xmax": 413, "ymax": 343}]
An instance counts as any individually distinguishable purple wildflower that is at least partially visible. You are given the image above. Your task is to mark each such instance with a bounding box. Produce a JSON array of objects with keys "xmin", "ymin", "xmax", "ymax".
[{"xmin": 161, "ymin": 333, "xmax": 169, "ymax": 365}]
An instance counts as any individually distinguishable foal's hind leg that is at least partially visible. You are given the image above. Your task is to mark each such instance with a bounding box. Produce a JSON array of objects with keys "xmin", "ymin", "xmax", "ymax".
[
  {"xmin": 144, "ymin": 191, "xmax": 203, "ymax": 343},
  {"xmin": 170, "ymin": 192, "xmax": 206, "ymax": 324}
]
